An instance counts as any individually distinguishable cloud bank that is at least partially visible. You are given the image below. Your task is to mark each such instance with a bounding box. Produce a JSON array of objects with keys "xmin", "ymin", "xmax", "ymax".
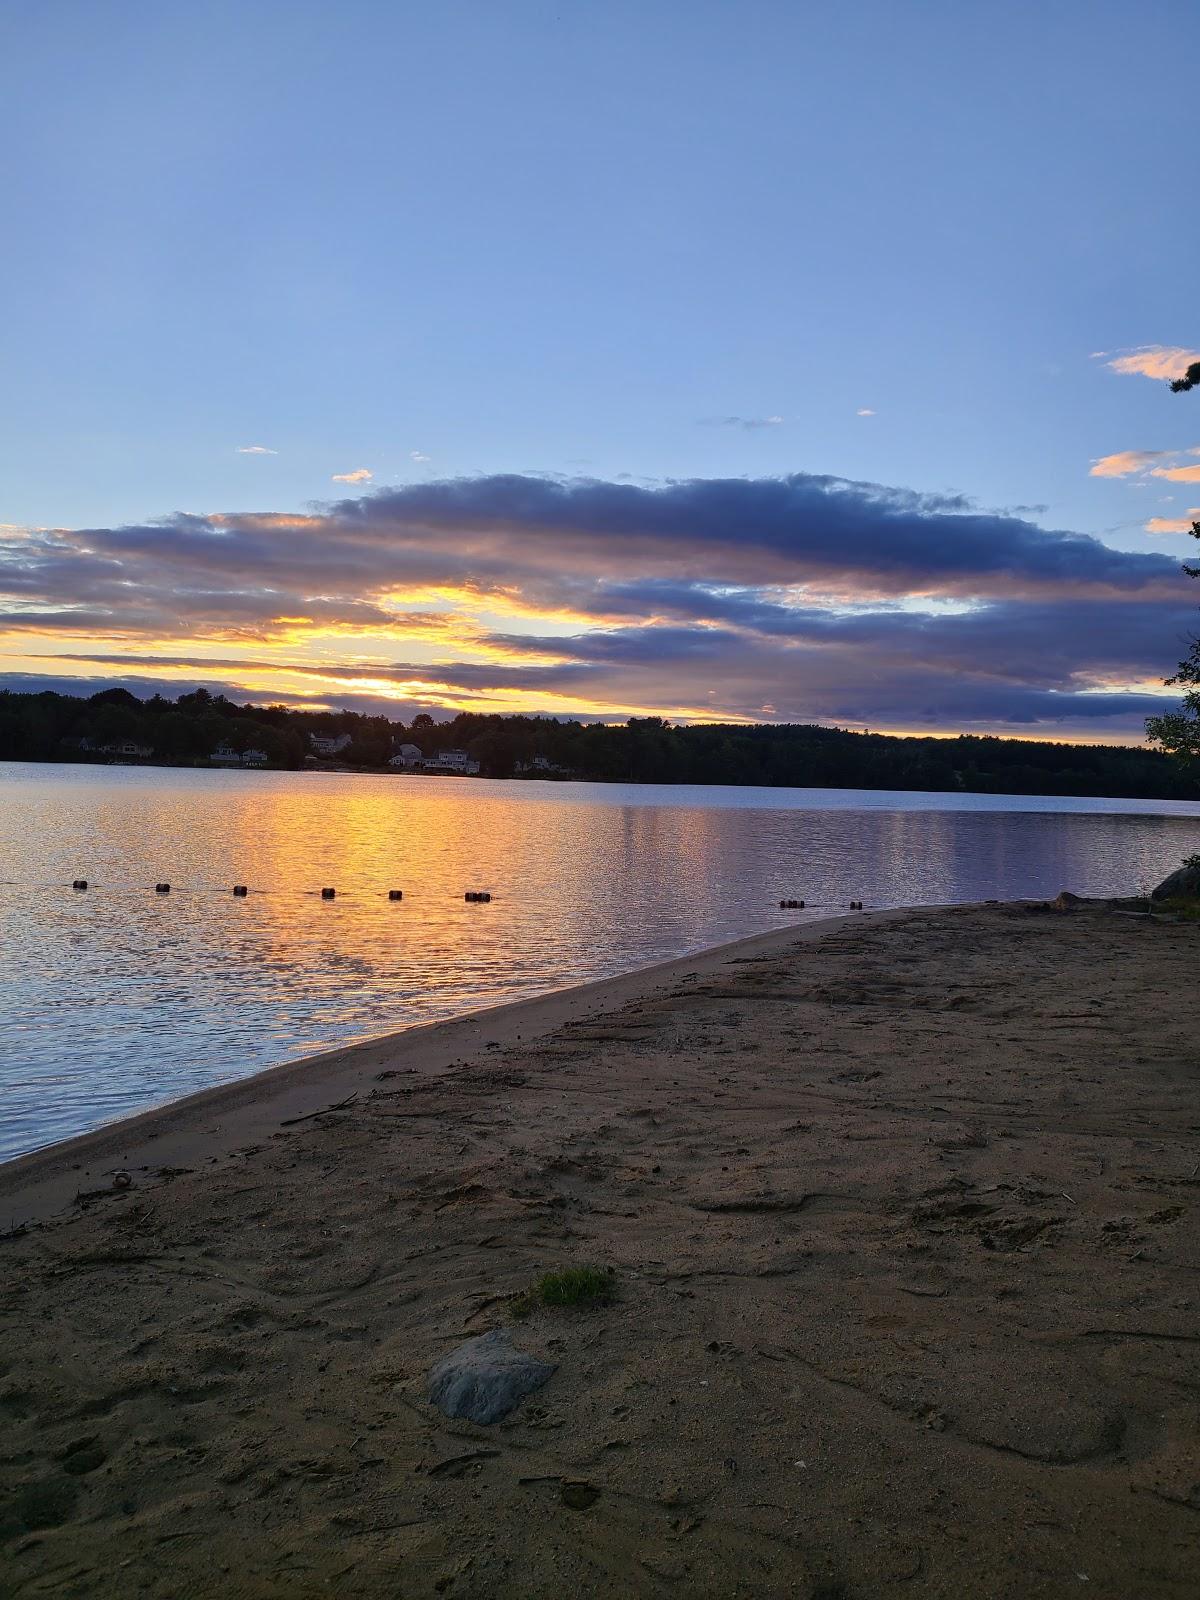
[{"xmin": 0, "ymin": 471, "xmax": 1192, "ymax": 738}]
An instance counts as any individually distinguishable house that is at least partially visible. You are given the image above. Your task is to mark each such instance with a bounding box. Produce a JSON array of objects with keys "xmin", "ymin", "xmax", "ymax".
[
  {"xmin": 210, "ymin": 744, "xmax": 240, "ymax": 765},
  {"xmin": 101, "ymin": 741, "xmax": 153, "ymax": 760},
  {"xmin": 515, "ymin": 754, "xmax": 571, "ymax": 777},
  {"xmin": 424, "ymin": 748, "xmax": 481, "ymax": 776},
  {"xmin": 240, "ymin": 748, "xmax": 268, "ymax": 767},
  {"xmin": 388, "ymin": 743, "xmax": 423, "ymax": 769},
  {"xmin": 310, "ymin": 732, "xmax": 352, "ymax": 756}
]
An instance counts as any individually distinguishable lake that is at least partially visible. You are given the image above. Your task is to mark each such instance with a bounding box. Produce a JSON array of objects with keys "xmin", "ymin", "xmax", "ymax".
[{"xmin": 2, "ymin": 762, "xmax": 1198, "ymax": 1162}]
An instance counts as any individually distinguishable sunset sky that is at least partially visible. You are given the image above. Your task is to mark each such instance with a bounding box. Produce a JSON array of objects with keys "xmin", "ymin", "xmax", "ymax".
[{"xmin": 2, "ymin": 0, "xmax": 1198, "ymax": 739}]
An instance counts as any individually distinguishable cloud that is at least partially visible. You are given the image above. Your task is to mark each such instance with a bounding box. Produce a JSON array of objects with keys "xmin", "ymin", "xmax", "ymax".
[
  {"xmin": 1146, "ymin": 510, "xmax": 1200, "ymax": 534},
  {"xmin": 1103, "ymin": 346, "xmax": 1200, "ymax": 382},
  {"xmin": 856, "ymin": 408, "xmax": 875, "ymax": 417},
  {"xmin": 410, "ymin": 451, "xmax": 431, "ymax": 463},
  {"xmin": 1089, "ymin": 449, "xmax": 1170, "ymax": 478},
  {"xmin": 236, "ymin": 445, "xmax": 277, "ymax": 456},
  {"xmin": 700, "ymin": 415, "xmax": 785, "ymax": 430},
  {"xmin": 2, "ymin": 469, "xmax": 1192, "ymax": 738},
  {"xmin": 331, "ymin": 468, "xmax": 373, "ymax": 483},
  {"xmin": 1149, "ymin": 464, "xmax": 1200, "ymax": 484}
]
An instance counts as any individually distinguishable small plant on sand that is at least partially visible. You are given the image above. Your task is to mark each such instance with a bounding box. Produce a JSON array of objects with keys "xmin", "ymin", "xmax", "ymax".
[
  {"xmin": 511, "ymin": 1265, "xmax": 615, "ymax": 1318},
  {"xmin": 1152, "ymin": 895, "xmax": 1200, "ymax": 922}
]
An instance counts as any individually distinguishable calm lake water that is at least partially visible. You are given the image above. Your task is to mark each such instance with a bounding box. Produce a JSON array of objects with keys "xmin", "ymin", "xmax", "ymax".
[{"xmin": 2, "ymin": 762, "xmax": 1198, "ymax": 1162}]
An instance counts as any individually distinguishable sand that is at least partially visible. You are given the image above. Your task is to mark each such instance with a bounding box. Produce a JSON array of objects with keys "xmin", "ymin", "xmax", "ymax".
[{"xmin": 1, "ymin": 903, "xmax": 1198, "ymax": 1599}]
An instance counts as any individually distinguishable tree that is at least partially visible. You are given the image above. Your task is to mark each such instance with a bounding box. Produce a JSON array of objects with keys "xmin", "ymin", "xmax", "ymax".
[
  {"xmin": 1146, "ymin": 365, "xmax": 1200, "ymax": 762},
  {"xmin": 1146, "ymin": 517, "xmax": 1200, "ymax": 766}
]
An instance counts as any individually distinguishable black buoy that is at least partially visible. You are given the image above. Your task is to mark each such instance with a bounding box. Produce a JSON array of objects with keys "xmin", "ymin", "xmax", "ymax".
[
  {"xmin": 155, "ymin": 883, "xmax": 170, "ymax": 894},
  {"xmin": 465, "ymin": 891, "xmax": 492, "ymax": 903},
  {"xmin": 321, "ymin": 887, "xmax": 336, "ymax": 899},
  {"xmin": 72, "ymin": 879, "xmax": 88, "ymax": 891},
  {"xmin": 233, "ymin": 884, "xmax": 248, "ymax": 896},
  {"xmin": 388, "ymin": 889, "xmax": 403, "ymax": 901},
  {"xmin": 849, "ymin": 899, "xmax": 863, "ymax": 910}
]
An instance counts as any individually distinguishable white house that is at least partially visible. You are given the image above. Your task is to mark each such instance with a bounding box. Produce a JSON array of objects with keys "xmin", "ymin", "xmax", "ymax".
[
  {"xmin": 425, "ymin": 748, "xmax": 481, "ymax": 776},
  {"xmin": 240, "ymin": 748, "xmax": 268, "ymax": 767},
  {"xmin": 310, "ymin": 732, "xmax": 352, "ymax": 756},
  {"xmin": 515, "ymin": 754, "xmax": 571, "ymax": 777},
  {"xmin": 210, "ymin": 744, "xmax": 240, "ymax": 764},
  {"xmin": 102, "ymin": 741, "xmax": 153, "ymax": 760},
  {"xmin": 389, "ymin": 742, "xmax": 423, "ymax": 769}
]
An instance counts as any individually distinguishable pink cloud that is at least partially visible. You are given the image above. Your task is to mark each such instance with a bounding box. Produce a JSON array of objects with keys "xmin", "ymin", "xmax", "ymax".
[
  {"xmin": 1089, "ymin": 449, "xmax": 1168, "ymax": 478},
  {"xmin": 1145, "ymin": 509, "xmax": 1200, "ymax": 534},
  {"xmin": 1105, "ymin": 346, "xmax": 1200, "ymax": 382}
]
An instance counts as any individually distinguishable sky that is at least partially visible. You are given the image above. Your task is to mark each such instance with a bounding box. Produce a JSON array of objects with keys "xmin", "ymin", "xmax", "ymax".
[{"xmin": 1, "ymin": 0, "xmax": 1198, "ymax": 740}]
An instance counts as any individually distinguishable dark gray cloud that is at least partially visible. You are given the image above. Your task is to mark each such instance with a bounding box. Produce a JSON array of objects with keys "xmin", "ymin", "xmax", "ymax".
[{"xmin": 1, "ymin": 470, "xmax": 1193, "ymax": 737}]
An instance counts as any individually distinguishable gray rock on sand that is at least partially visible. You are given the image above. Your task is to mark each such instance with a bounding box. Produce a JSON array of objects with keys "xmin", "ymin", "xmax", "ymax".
[
  {"xmin": 428, "ymin": 1328, "xmax": 556, "ymax": 1424},
  {"xmin": 1152, "ymin": 862, "xmax": 1200, "ymax": 901}
]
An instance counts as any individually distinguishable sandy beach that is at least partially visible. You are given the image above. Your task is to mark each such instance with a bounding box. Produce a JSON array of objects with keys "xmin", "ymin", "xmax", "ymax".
[{"xmin": 2, "ymin": 902, "xmax": 1198, "ymax": 1599}]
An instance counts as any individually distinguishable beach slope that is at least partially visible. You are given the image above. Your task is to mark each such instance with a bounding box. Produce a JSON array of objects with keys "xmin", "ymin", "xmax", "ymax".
[{"xmin": 1, "ymin": 905, "xmax": 1198, "ymax": 1598}]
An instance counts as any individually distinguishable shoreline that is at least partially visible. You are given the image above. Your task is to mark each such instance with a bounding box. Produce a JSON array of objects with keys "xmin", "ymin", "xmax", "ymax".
[{"xmin": 0, "ymin": 907, "xmax": 904, "ymax": 1229}]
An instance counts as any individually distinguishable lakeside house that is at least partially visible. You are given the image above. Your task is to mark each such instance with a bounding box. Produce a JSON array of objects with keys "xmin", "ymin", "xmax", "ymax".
[
  {"xmin": 515, "ymin": 754, "xmax": 572, "ymax": 777},
  {"xmin": 100, "ymin": 740, "xmax": 153, "ymax": 760},
  {"xmin": 240, "ymin": 748, "xmax": 268, "ymax": 767},
  {"xmin": 423, "ymin": 748, "xmax": 481, "ymax": 776},
  {"xmin": 309, "ymin": 732, "xmax": 352, "ymax": 756},
  {"xmin": 210, "ymin": 744, "xmax": 240, "ymax": 765},
  {"xmin": 389, "ymin": 743, "xmax": 424, "ymax": 769}
]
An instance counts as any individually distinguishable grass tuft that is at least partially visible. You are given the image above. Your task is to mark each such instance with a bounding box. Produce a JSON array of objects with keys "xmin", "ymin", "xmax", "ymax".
[
  {"xmin": 1152, "ymin": 895, "xmax": 1200, "ymax": 921},
  {"xmin": 511, "ymin": 1265, "xmax": 615, "ymax": 1319}
]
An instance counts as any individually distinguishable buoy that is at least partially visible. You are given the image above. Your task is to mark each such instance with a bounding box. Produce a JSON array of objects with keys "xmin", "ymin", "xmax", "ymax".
[
  {"xmin": 321, "ymin": 887, "xmax": 336, "ymax": 899},
  {"xmin": 465, "ymin": 891, "xmax": 492, "ymax": 903},
  {"xmin": 849, "ymin": 900, "xmax": 863, "ymax": 910},
  {"xmin": 779, "ymin": 898, "xmax": 805, "ymax": 910},
  {"xmin": 72, "ymin": 879, "xmax": 88, "ymax": 891},
  {"xmin": 388, "ymin": 889, "xmax": 403, "ymax": 901},
  {"xmin": 233, "ymin": 884, "xmax": 248, "ymax": 896},
  {"xmin": 155, "ymin": 883, "xmax": 170, "ymax": 894}
]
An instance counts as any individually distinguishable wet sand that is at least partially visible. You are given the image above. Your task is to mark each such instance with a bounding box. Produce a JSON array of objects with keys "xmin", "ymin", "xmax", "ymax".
[{"xmin": 1, "ymin": 903, "xmax": 1198, "ymax": 1598}]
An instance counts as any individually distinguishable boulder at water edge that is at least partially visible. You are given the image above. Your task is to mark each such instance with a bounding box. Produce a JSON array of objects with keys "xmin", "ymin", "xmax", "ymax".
[
  {"xmin": 427, "ymin": 1328, "xmax": 556, "ymax": 1424},
  {"xmin": 1151, "ymin": 862, "xmax": 1200, "ymax": 902}
]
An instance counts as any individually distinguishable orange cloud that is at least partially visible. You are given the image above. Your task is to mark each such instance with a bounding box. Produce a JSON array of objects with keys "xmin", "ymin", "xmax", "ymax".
[
  {"xmin": 1105, "ymin": 346, "xmax": 1200, "ymax": 381},
  {"xmin": 332, "ymin": 468, "xmax": 373, "ymax": 483},
  {"xmin": 1089, "ymin": 449, "xmax": 1168, "ymax": 478},
  {"xmin": 1145, "ymin": 509, "xmax": 1200, "ymax": 533},
  {"xmin": 1149, "ymin": 465, "xmax": 1200, "ymax": 484}
]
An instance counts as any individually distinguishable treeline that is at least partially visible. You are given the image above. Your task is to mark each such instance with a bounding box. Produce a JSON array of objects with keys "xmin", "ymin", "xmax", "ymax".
[{"xmin": 0, "ymin": 686, "xmax": 1196, "ymax": 800}]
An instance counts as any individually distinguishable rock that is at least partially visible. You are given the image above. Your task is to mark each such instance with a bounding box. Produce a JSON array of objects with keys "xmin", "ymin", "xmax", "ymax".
[
  {"xmin": 1051, "ymin": 890, "xmax": 1087, "ymax": 912},
  {"xmin": 1151, "ymin": 862, "xmax": 1200, "ymax": 902},
  {"xmin": 427, "ymin": 1328, "xmax": 556, "ymax": 1424}
]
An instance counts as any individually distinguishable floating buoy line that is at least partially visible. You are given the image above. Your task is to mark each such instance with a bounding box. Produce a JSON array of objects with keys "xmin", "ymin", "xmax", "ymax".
[{"xmin": 8, "ymin": 882, "xmax": 873, "ymax": 910}]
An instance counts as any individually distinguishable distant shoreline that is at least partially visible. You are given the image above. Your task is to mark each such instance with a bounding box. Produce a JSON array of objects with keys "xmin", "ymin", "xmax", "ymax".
[{"xmin": 2, "ymin": 683, "xmax": 1195, "ymax": 801}]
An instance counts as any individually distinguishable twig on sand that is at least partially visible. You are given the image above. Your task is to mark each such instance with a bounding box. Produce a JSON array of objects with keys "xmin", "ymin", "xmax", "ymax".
[{"xmin": 280, "ymin": 1093, "xmax": 359, "ymax": 1126}]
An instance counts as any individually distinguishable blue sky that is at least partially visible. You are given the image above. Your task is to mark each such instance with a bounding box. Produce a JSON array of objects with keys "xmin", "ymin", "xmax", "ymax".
[{"xmin": 1, "ymin": 0, "xmax": 1198, "ymax": 737}]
